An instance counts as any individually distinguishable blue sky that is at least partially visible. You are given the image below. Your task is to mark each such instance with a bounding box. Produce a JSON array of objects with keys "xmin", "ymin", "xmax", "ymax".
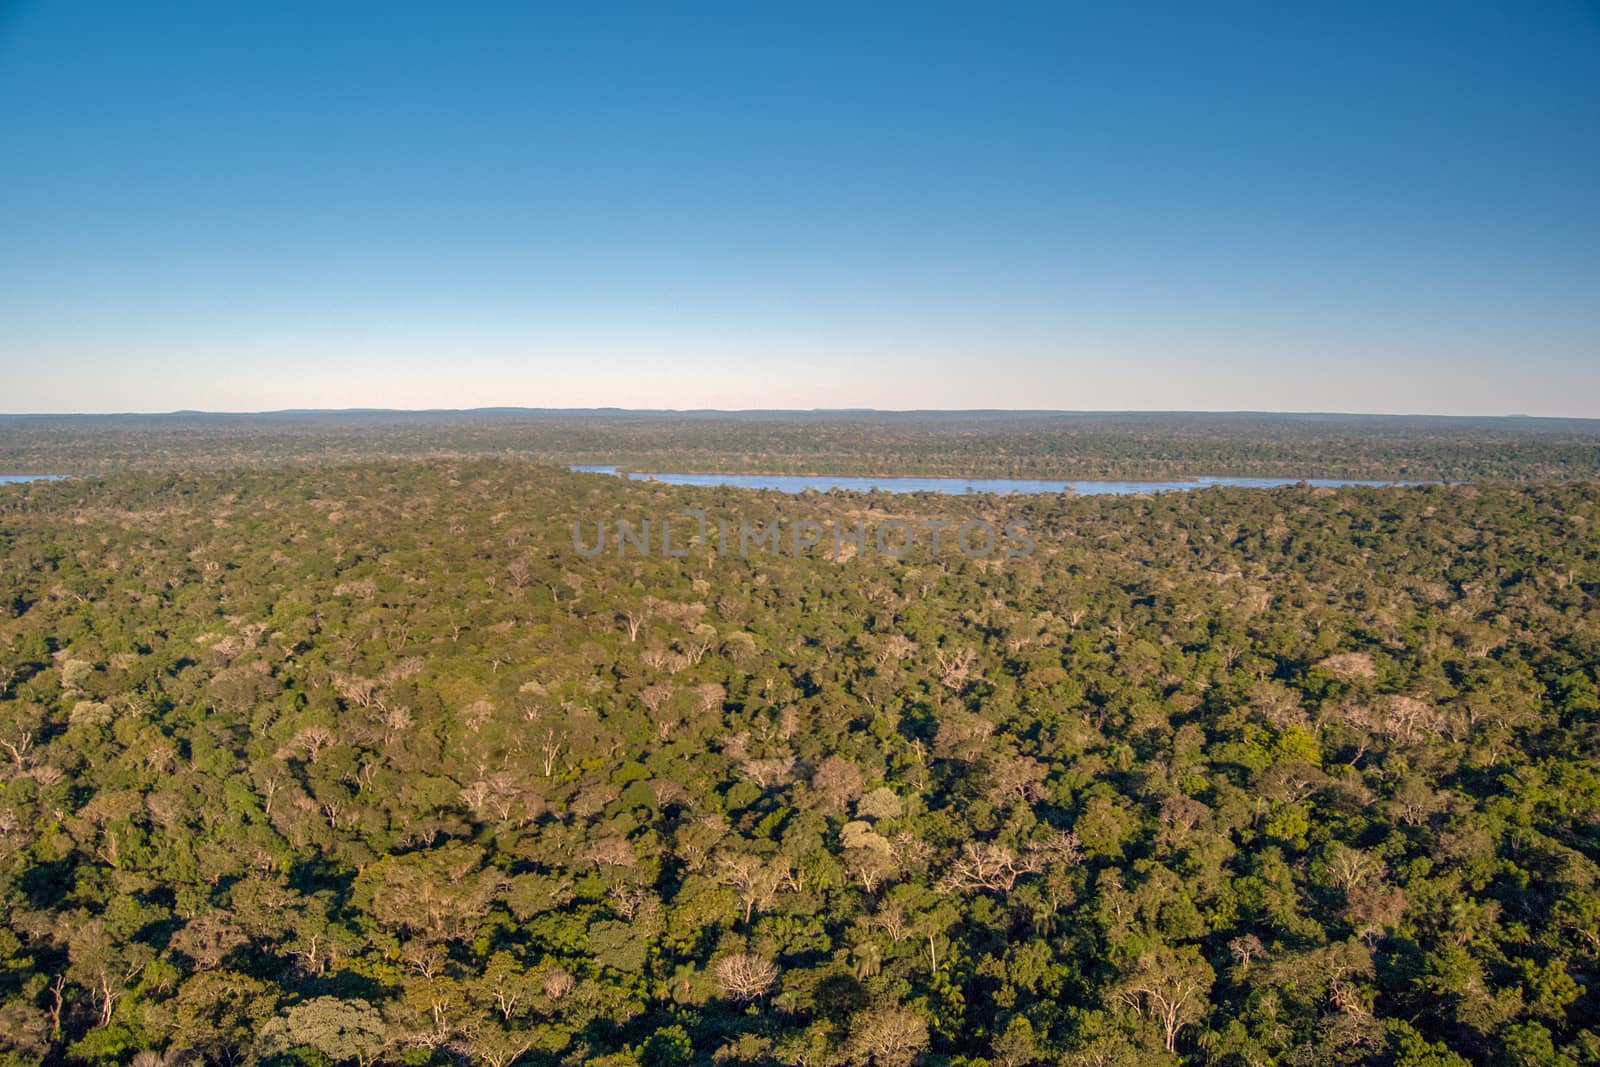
[{"xmin": 1, "ymin": 2, "xmax": 1596, "ymax": 414}]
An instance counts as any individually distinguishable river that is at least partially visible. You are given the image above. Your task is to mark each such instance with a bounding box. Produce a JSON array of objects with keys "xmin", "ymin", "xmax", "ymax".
[{"xmin": 571, "ymin": 466, "xmax": 1423, "ymax": 496}]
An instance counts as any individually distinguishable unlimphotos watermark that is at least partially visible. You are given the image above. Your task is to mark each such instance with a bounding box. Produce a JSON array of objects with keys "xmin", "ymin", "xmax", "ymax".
[{"xmin": 572, "ymin": 509, "xmax": 1033, "ymax": 560}]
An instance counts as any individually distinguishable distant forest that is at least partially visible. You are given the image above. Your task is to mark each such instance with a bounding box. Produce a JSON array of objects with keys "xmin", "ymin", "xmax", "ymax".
[
  {"xmin": 4, "ymin": 410, "xmax": 1600, "ymax": 482},
  {"xmin": 1, "ymin": 454, "xmax": 1598, "ymax": 1066}
]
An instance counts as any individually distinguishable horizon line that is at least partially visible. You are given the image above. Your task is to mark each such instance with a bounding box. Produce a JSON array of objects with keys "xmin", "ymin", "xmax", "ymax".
[{"xmin": 0, "ymin": 406, "xmax": 1596, "ymax": 422}]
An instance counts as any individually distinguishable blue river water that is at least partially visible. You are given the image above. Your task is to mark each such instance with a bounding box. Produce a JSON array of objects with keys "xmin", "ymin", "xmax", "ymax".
[
  {"xmin": 571, "ymin": 466, "xmax": 1421, "ymax": 496},
  {"xmin": 0, "ymin": 474, "xmax": 69, "ymax": 485}
]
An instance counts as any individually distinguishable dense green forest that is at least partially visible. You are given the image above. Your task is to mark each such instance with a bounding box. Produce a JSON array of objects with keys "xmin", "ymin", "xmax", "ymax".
[
  {"xmin": 5, "ymin": 411, "xmax": 1600, "ymax": 482},
  {"xmin": 1, "ymin": 461, "xmax": 1598, "ymax": 1066}
]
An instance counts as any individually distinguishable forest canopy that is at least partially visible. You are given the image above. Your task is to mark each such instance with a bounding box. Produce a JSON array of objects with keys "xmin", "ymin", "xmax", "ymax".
[
  {"xmin": 0, "ymin": 460, "xmax": 1597, "ymax": 1065},
  {"xmin": 4, "ymin": 410, "xmax": 1600, "ymax": 482}
]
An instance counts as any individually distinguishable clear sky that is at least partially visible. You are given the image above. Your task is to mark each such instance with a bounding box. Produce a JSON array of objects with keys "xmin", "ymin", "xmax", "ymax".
[{"xmin": 1, "ymin": 1, "xmax": 1597, "ymax": 415}]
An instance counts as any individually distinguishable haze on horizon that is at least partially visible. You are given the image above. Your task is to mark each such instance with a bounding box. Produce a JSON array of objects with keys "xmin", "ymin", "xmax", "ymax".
[{"xmin": 2, "ymin": 2, "xmax": 1597, "ymax": 417}]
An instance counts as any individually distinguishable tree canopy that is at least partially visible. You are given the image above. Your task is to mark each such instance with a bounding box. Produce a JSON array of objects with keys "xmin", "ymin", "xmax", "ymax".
[{"xmin": 0, "ymin": 460, "xmax": 1596, "ymax": 1065}]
